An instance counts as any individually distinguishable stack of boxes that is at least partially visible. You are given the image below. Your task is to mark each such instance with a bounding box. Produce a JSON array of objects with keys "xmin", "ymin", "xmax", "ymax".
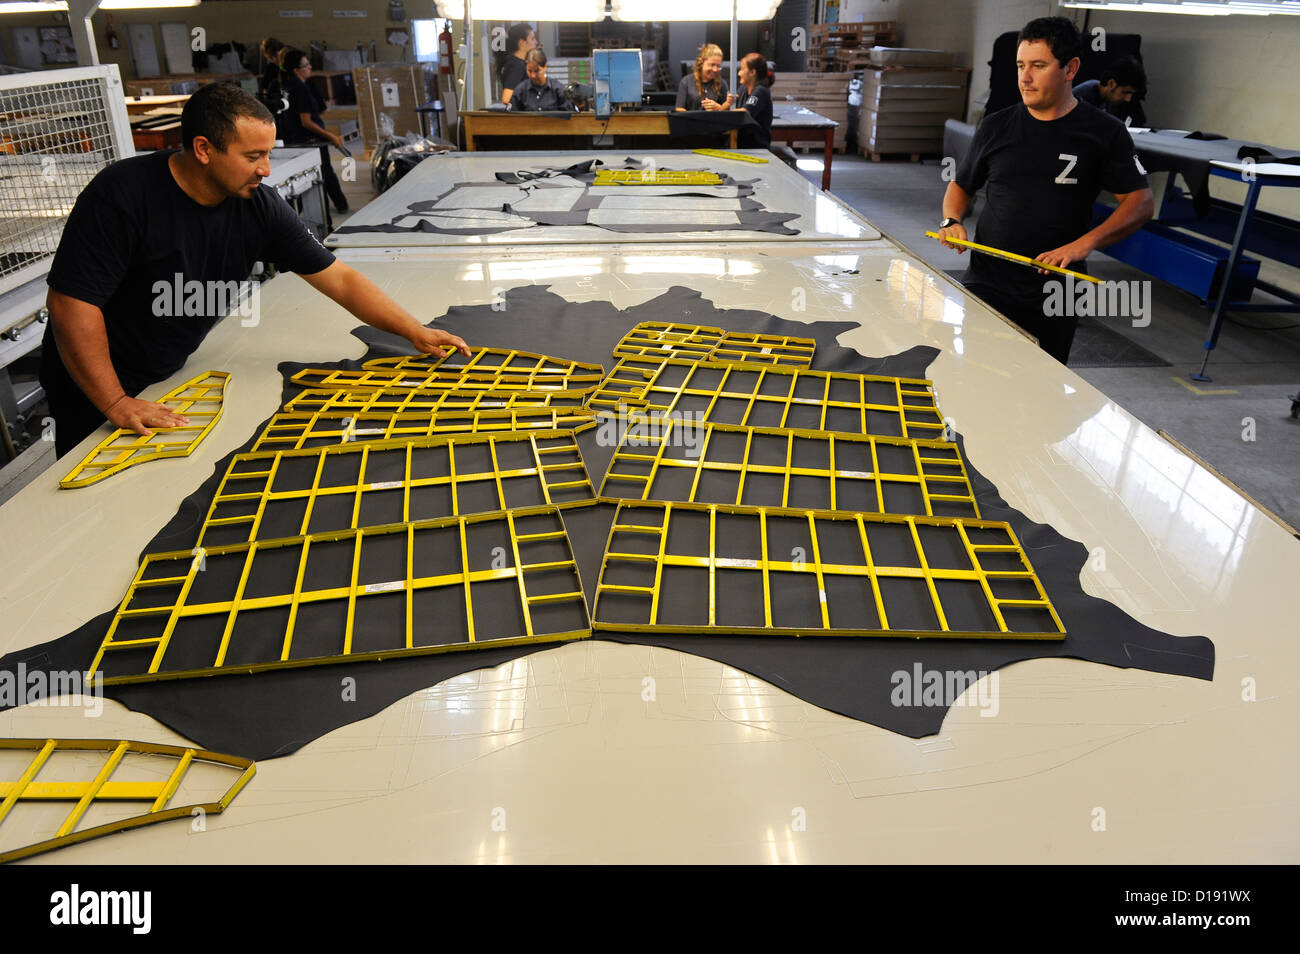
[
  {"xmin": 806, "ymin": 21, "xmax": 898, "ymax": 72},
  {"xmin": 858, "ymin": 48, "xmax": 969, "ymax": 159},
  {"xmin": 774, "ymin": 72, "xmax": 851, "ymax": 153}
]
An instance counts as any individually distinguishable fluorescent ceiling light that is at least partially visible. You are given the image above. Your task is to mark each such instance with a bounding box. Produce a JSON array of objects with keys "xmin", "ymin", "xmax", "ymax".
[
  {"xmin": 0, "ymin": 0, "xmax": 199, "ymax": 9},
  {"xmin": 434, "ymin": 0, "xmax": 606, "ymax": 19},
  {"xmin": 611, "ymin": 0, "xmax": 782, "ymax": 20},
  {"xmin": 1062, "ymin": 0, "xmax": 1300, "ymax": 13}
]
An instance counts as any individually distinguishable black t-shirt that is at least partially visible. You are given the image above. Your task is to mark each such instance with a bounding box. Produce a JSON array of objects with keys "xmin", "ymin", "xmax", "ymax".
[
  {"xmin": 509, "ymin": 78, "xmax": 571, "ymax": 112},
  {"xmin": 283, "ymin": 75, "xmax": 325, "ymax": 143},
  {"xmin": 956, "ymin": 100, "xmax": 1148, "ymax": 299},
  {"xmin": 738, "ymin": 84, "xmax": 773, "ymax": 148},
  {"xmin": 44, "ymin": 150, "xmax": 336, "ymax": 394},
  {"xmin": 500, "ymin": 56, "xmax": 527, "ymax": 99},
  {"xmin": 675, "ymin": 73, "xmax": 728, "ymax": 111}
]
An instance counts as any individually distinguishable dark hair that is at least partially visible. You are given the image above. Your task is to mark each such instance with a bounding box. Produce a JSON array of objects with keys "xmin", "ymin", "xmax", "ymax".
[
  {"xmin": 283, "ymin": 48, "xmax": 309, "ymax": 72},
  {"xmin": 261, "ymin": 37, "xmax": 283, "ymax": 59},
  {"xmin": 525, "ymin": 48, "xmax": 547, "ymax": 68},
  {"xmin": 741, "ymin": 52, "xmax": 769, "ymax": 87},
  {"xmin": 1018, "ymin": 16, "xmax": 1082, "ymax": 68},
  {"xmin": 1100, "ymin": 55, "xmax": 1145, "ymax": 91},
  {"xmin": 507, "ymin": 22, "xmax": 533, "ymax": 54},
  {"xmin": 180, "ymin": 81, "xmax": 273, "ymax": 152}
]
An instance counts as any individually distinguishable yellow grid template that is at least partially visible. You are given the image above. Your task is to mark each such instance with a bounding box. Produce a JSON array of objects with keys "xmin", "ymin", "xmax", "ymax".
[
  {"xmin": 600, "ymin": 418, "xmax": 978, "ymax": 518},
  {"xmin": 249, "ymin": 407, "xmax": 597, "ymax": 454},
  {"xmin": 613, "ymin": 321, "xmax": 816, "ymax": 368},
  {"xmin": 88, "ymin": 505, "xmax": 591, "ymax": 685},
  {"xmin": 585, "ymin": 357, "xmax": 946, "ymax": 440},
  {"xmin": 0, "ymin": 739, "xmax": 255, "ymax": 864},
  {"xmin": 594, "ymin": 501, "xmax": 1064, "ymax": 639},
  {"xmin": 283, "ymin": 386, "xmax": 592, "ymax": 415},
  {"xmin": 60, "ymin": 371, "xmax": 230, "ymax": 489},
  {"xmin": 199, "ymin": 430, "xmax": 595, "ymax": 548},
  {"xmin": 593, "ymin": 169, "xmax": 724, "ymax": 186}
]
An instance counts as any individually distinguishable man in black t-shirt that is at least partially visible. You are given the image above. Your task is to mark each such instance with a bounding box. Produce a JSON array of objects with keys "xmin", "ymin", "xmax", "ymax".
[
  {"xmin": 938, "ymin": 17, "xmax": 1153, "ymax": 363},
  {"xmin": 41, "ymin": 82, "xmax": 469, "ymax": 458}
]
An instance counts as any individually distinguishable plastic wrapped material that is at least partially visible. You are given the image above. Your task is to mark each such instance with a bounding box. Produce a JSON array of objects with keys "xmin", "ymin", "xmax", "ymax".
[{"xmin": 369, "ymin": 133, "xmax": 454, "ymax": 193}]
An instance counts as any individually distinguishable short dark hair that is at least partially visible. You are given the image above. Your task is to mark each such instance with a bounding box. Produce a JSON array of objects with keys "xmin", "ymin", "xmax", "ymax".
[
  {"xmin": 507, "ymin": 22, "xmax": 533, "ymax": 54},
  {"xmin": 1101, "ymin": 55, "xmax": 1146, "ymax": 91},
  {"xmin": 525, "ymin": 48, "xmax": 547, "ymax": 68},
  {"xmin": 283, "ymin": 48, "xmax": 309, "ymax": 72},
  {"xmin": 741, "ymin": 52, "xmax": 769, "ymax": 85},
  {"xmin": 1018, "ymin": 16, "xmax": 1082, "ymax": 68},
  {"xmin": 180, "ymin": 81, "xmax": 273, "ymax": 152}
]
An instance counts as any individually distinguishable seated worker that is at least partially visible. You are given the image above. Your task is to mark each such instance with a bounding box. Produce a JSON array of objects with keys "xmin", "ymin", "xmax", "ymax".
[
  {"xmin": 280, "ymin": 48, "xmax": 348, "ymax": 213},
  {"xmin": 508, "ymin": 49, "xmax": 573, "ymax": 112},
  {"xmin": 736, "ymin": 53, "xmax": 774, "ymax": 149},
  {"xmin": 938, "ymin": 16, "xmax": 1153, "ymax": 364},
  {"xmin": 498, "ymin": 23, "xmax": 537, "ymax": 106},
  {"xmin": 1074, "ymin": 55, "xmax": 1146, "ymax": 124},
  {"xmin": 39, "ymin": 82, "xmax": 469, "ymax": 459},
  {"xmin": 676, "ymin": 43, "xmax": 733, "ymax": 112}
]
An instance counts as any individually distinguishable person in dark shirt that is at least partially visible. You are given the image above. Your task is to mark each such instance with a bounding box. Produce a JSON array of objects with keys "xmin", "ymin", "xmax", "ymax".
[
  {"xmin": 1074, "ymin": 56, "xmax": 1146, "ymax": 125},
  {"xmin": 509, "ymin": 49, "xmax": 573, "ymax": 112},
  {"xmin": 40, "ymin": 82, "xmax": 469, "ymax": 458},
  {"xmin": 736, "ymin": 53, "xmax": 773, "ymax": 149},
  {"xmin": 675, "ymin": 43, "xmax": 732, "ymax": 112},
  {"xmin": 498, "ymin": 23, "xmax": 537, "ymax": 106},
  {"xmin": 938, "ymin": 17, "xmax": 1153, "ymax": 363},
  {"xmin": 280, "ymin": 48, "xmax": 348, "ymax": 213},
  {"xmin": 258, "ymin": 37, "xmax": 284, "ymax": 103}
]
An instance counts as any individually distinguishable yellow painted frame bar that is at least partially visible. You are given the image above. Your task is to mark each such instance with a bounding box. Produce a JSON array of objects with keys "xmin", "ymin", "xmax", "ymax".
[
  {"xmin": 362, "ymin": 347, "xmax": 603, "ymax": 378},
  {"xmin": 60, "ymin": 371, "xmax": 230, "ymax": 489},
  {"xmin": 87, "ymin": 505, "xmax": 591, "ymax": 685},
  {"xmin": 283, "ymin": 386, "xmax": 592, "ymax": 414},
  {"xmin": 613, "ymin": 321, "xmax": 816, "ymax": 369},
  {"xmin": 586, "ymin": 357, "xmax": 946, "ymax": 440},
  {"xmin": 692, "ymin": 148, "xmax": 769, "ymax": 164},
  {"xmin": 593, "ymin": 169, "xmax": 725, "ymax": 186},
  {"xmin": 593, "ymin": 500, "xmax": 1065, "ymax": 640},
  {"xmin": 0, "ymin": 738, "xmax": 254, "ymax": 864},
  {"xmin": 200, "ymin": 430, "xmax": 596, "ymax": 546},
  {"xmin": 924, "ymin": 231, "xmax": 1104, "ymax": 285},
  {"xmin": 599, "ymin": 418, "xmax": 978, "ymax": 518}
]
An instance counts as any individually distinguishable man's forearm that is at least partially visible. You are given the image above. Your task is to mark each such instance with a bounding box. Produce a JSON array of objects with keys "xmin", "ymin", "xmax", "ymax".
[
  {"xmin": 942, "ymin": 182, "xmax": 972, "ymax": 222},
  {"xmin": 46, "ymin": 291, "xmax": 129, "ymax": 413},
  {"xmin": 1080, "ymin": 190, "xmax": 1154, "ymax": 251}
]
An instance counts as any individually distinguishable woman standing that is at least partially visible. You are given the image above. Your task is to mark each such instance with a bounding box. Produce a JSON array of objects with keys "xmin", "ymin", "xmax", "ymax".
[
  {"xmin": 281, "ymin": 49, "xmax": 349, "ymax": 213},
  {"xmin": 736, "ymin": 53, "xmax": 774, "ymax": 149},
  {"xmin": 675, "ymin": 43, "xmax": 732, "ymax": 112},
  {"xmin": 497, "ymin": 23, "xmax": 537, "ymax": 106}
]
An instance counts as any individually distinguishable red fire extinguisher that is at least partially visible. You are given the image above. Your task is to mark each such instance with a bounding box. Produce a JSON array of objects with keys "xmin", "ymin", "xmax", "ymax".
[{"xmin": 438, "ymin": 21, "xmax": 454, "ymax": 75}]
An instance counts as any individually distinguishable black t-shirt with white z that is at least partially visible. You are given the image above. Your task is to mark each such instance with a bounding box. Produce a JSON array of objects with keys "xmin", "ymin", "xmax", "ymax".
[
  {"xmin": 44, "ymin": 150, "xmax": 336, "ymax": 394},
  {"xmin": 955, "ymin": 100, "xmax": 1148, "ymax": 299}
]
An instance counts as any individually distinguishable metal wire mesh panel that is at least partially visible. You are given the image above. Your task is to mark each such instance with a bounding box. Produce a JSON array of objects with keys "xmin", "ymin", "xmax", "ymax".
[
  {"xmin": 250, "ymin": 407, "xmax": 597, "ymax": 453},
  {"xmin": 0, "ymin": 67, "xmax": 132, "ymax": 296},
  {"xmin": 586, "ymin": 357, "xmax": 946, "ymax": 440},
  {"xmin": 594, "ymin": 501, "xmax": 1065, "ymax": 640},
  {"xmin": 88, "ymin": 505, "xmax": 591, "ymax": 685},
  {"xmin": 0, "ymin": 739, "xmax": 255, "ymax": 864},
  {"xmin": 600, "ymin": 419, "xmax": 979, "ymax": 518},
  {"xmin": 198, "ymin": 430, "xmax": 596, "ymax": 548}
]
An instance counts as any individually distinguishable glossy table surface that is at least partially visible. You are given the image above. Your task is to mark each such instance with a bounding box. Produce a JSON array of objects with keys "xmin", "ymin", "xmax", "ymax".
[
  {"xmin": 324, "ymin": 149, "xmax": 880, "ymax": 248},
  {"xmin": 2, "ymin": 241, "xmax": 1296, "ymax": 863}
]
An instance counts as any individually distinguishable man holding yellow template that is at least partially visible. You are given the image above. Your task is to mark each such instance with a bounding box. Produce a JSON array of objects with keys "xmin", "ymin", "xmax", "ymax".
[{"xmin": 938, "ymin": 16, "xmax": 1153, "ymax": 363}]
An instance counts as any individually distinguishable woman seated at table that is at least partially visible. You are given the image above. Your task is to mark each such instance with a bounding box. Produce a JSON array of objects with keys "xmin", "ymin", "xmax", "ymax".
[
  {"xmin": 676, "ymin": 43, "xmax": 733, "ymax": 112},
  {"xmin": 508, "ymin": 49, "xmax": 573, "ymax": 112},
  {"xmin": 736, "ymin": 53, "xmax": 774, "ymax": 149}
]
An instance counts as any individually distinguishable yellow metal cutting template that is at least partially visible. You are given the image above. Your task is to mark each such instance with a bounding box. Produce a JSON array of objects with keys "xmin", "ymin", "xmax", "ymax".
[
  {"xmin": 586, "ymin": 357, "xmax": 946, "ymax": 440},
  {"xmin": 249, "ymin": 407, "xmax": 597, "ymax": 454},
  {"xmin": 614, "ymin": 321, "xmax": 816, "ymax": 368},
  {"xmin": 198, "ymin": 431, "xmax": 595, "ymax": 548},
  {"xmin": 0, "ymin": 739, "xmax": 255, "ymax": 864},
  {"xmin": 87, "ymin": 505, "xmax": 591, "ymax": 685},
  {"xmin": 692, "ymin": 148, "xmax": 769, "ymax": 164},
  {"xmin": 60, "ymin": 371, "xmax": 230, "ymax": 489},
  {"xmin": 600, "ymin": 419, "xmax": 979, "ymax": 518},
  {"xmin": 593, "ymin": 169, "xmax": 725, "ymax": 186},
  {"xmin": 924, "ymin": 231, "xmax": 1104, "ymax": 285},
  {"xmin": 594, "ymin": 500, "xmax": 1065, "ymax": 639}
]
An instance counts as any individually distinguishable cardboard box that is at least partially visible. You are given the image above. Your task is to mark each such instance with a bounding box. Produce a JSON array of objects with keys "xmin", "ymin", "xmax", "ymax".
[
  {"xmin": 867, "ymin": 48, "xmax": 959, "ymax": 69},
  {"xmin": 354, "ymin": 64, "xmax": 428, "ymax": 146}
]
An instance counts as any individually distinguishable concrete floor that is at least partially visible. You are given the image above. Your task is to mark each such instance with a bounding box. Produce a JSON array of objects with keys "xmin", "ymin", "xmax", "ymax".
[{"xmin": 801, "ymin": 153, "xmax": 1300, "ymax": 532}]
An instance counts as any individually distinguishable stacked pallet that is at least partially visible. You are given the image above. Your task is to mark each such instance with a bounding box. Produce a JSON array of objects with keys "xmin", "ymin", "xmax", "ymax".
[
  {"xmin": 773, "ymin": 71, "xmax": 851, "ymax": 153},
  {"xmin": 858, "ymin": 49, "xmax": 968, "ymax": 160},
  {"xmin": 807, "ymin": 20, "xmax": 898, "ymax": 73}
]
